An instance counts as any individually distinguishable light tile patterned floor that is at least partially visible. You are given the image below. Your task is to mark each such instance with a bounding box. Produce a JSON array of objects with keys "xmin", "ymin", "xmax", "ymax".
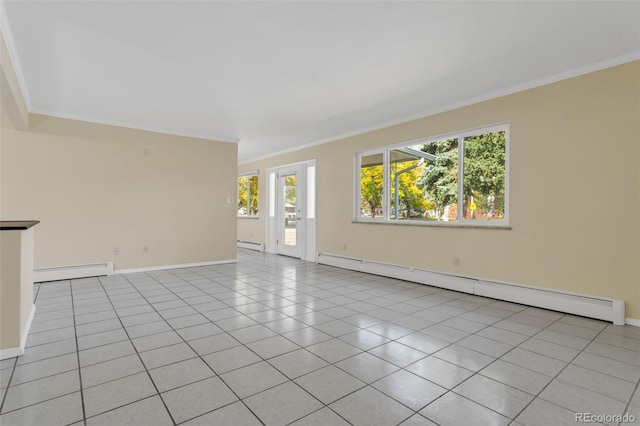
[{"xmin": 1, "ymin": 249, "xmax": 640, "ymax": 425}]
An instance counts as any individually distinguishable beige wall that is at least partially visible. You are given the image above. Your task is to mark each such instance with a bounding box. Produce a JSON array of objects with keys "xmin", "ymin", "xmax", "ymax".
[
  {"xmin": 237, "ymin": 217, "xmax": 263, "ymax": 245},
  {"xmin": 2, "ymin": 114, "xmax": 238, "ymax": 270},
  {"xmin": 239, "ymin": 61, "xmax": 640, "ymax": 318},
  {"xmin": 0, "ymin": 228, "xmax": 34, "ymax": 354},
  {"xmin": 1, "ymin": 230, "xmax": 23, "ymax": 349},
  {"xmin": 0, "ymin": 32, "xmax": 28, "ymax": 130}
]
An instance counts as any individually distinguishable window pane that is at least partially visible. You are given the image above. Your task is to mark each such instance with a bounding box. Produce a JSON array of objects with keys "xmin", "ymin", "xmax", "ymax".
[
  {"xmin": 359, "ymin": 153, "xmax": 384, "ymax": 219},
  {"xmin": 389, "ymin": 146, "xmax": 428, "ymax": 220},
  {"xmin": 237, "ymin": 176, "xmax": 248, "ymax": 215},
  {"xmin": 463, "ymin": 130, "xmax": 506, "ymax": 221},
  {"xmin": 284, "ymin": 174, "xmax": 297, "ymax": 246},
  {"xmin": 417, "ymin": 138, "xmax": 459, "ymax": 221},
  {"xmin": 249, "ymin": 175, "xmax": 259, "ymax": 215}
]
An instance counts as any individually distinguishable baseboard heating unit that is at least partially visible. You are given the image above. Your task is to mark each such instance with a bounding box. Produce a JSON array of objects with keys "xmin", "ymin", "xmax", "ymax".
[
  {"xmin": 237, "ymin": 241, "xmax": 264, "ymax": 252},
  {"xmin": 34, "ymin": 262, "xmax": 113, "ymax": 282},
  {"xmin": 317, "ymin": 252, "xmax": 625, "ymax": 325}
]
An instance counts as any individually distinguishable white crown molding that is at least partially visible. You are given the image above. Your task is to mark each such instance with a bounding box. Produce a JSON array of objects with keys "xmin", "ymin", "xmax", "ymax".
[
  {"xmin": 3, "ymin": 0, "xmax": 637, "ymax": 162},
  {"xmin": 28, "ymin": 107, "xmax": 241, "ymax": 144},
  {"xmin": 239, "ymin": 52, "xmax": 640, "ymax": 165}
]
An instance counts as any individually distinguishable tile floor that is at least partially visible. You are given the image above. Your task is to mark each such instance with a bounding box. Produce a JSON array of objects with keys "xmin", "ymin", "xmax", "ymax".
[{"xmin": 1, "ymin": 249, "xmax": 640, "ymax": 425}]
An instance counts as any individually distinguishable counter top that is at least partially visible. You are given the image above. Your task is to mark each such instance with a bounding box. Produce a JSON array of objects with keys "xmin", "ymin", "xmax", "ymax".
[{"xmin": 0, "ymin": 221, "xmax": 40, "ymax": 230}]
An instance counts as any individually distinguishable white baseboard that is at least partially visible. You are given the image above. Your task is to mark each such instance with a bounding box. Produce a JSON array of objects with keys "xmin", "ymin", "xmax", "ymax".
[
  {"xmin": 115, "ymin": 259, "xmax": 237, "ymax": 275},
  {"xmin": 0, "ymin": 304, "xmax": 35, "ymax": 360},
  {"xmin": 0, "ymin": 345, "xmax": 24, "ymax": 360},
  {"xmin": 237, "ymin": 241, "xmax": 264, "ymax": 252},
  {"xmin": 34, "ymin": 262, "xmax": 113, "ymax": 282},
  {"xmin": 625, "ymin": 318, "xmax": 640, "ymax": 327},
  {"xmin": 317, "ymin": 252, "xmax": 626, "ymax": 325}
]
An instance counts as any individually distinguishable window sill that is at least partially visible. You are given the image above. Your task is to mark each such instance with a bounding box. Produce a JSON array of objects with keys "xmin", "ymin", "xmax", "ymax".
[
  {"xmin": 352, "ymin": 219, "xmax": 511, "ymax": 230},
  {"xmin": 237, "ymin": 216, "xmax": 260, "ymax": 220}
]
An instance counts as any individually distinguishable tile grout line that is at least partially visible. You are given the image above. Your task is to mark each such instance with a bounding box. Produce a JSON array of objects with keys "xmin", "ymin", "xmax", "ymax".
[
  {"xmin": 622, "ymin": 378, "xmax": 640, "ymax": 424},
  {"xmin": 159, "ymin": 260, "xmax": 573, "ymax": 423},
  {"xmin": 114, "ymin": 272, "xmax": 268, "ymax": 426},
  {"xmin": 157, "ymin": 266, "xmax": 367, "ymax": 425},
  {"xmin": 504, "ymin": 314, "xmax": 613, "ymax": 423},
  {"xmin": 0, "ymin": 285, "xmax": 77, "ymax": 417},
  {"xmin": 7, "ymin": 252, "xmax": 636, "ymax": 426},
  {"xmin": 0, "ymin": 359, "xmax": 17, "ymax": 414},
  {"xmin": 100, "ymin": 277, "xmax": 624, "ymax": 424},
  {"xmin": 94, "ymin": 275, "xmax": 179, "ymax": 426},
  {"xmin": 0, "ymin": 278, "xmax": 45, "ymax": 415},
  {"xmin": 167, "ymin": 263, "xmax": 490, "ymax": 424},
  {"xmin": 69, "ymin": 280, "xmax": 89, "ymax": 426}
]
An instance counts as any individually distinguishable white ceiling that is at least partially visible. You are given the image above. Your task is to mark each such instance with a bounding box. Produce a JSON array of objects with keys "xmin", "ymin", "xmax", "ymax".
[{"xmin": 2, "ymin": 1, "xmax": 639, "ymax": 163}]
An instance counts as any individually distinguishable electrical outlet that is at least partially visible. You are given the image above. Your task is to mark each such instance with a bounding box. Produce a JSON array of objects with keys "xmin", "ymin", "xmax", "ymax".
[
  {"xmin": 453, "ymin": 257, "xmax": 460, "ymax": 267},
  {"xmin": 114, "ymin": 247, "xmax": 120, "ymax": 255},
  {"xmin": 343, "ymin": 243, "xmax": 347, "ymax": 251},
  {"xmin": 143, "ymin": 246, "xmax": 149, "ymax": 254},
  {"xmin": 143, "ymin": 148, "xmax": 150, "ymax": 156}
]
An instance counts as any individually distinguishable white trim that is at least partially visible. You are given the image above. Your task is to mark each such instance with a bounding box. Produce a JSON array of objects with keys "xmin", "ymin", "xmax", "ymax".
[
  {"xmin": 374, "ymin": 122, "xmax": 508, "ymax": 163},
  {"xmin": 237, "ymin": 241, "xmax": 263, "ymax": 252},
  {"xmin": 457, "ymin": 134, "xmax": 464, "ymax": 221},
  {"xmin": 0, "ymin": 345, "xmax": 24, "ymax": 360},
  {"xmin": 114, "ymin": 259, "xmax": 237, "ymax": 275},
  {"xmin": 317, "ymin": 252, "xmax": 626, "ymax": 325},
  {"xmin": 0, "ymin": 304, "xmax": 35, "ymax": 360},
  {"xmin": 29, "ymin": 108, "xmax": 240, "ymax": 145},
  {"xmin": 3, "ymin": 3, "xmax": 636, "ymax": 166},
  {"xmin": 382, "ymin": 150, "xmax": 390, "ymax": 221},
  {"xmin": 34, "ymin": 262, "xmax": 113, "ymax": 282},
  {"xmin": 266, "ymin": 159, "xmax": 317, "ymax": 261},
  {"xmin": 625, "ymin": 318, "xmax": 640, "ymax": 328},
  {"xmin": 240, "ymin": 52, "xmax": 640, "ymax": 165}
]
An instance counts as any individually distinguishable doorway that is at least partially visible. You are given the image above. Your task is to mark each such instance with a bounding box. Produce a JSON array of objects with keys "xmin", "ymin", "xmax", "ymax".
[
  {"xmin": 266, "ymin": 160, "xmax": 316, "ymax": 261},
  {"xmin": 276, "ymin": 164, "xmax": 302, "ymax": 258}
]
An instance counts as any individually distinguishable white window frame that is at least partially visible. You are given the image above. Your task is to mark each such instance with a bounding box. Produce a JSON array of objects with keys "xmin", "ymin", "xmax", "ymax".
[
  {"xmin": 355, "ymin": 123, "xmax": 510, "ymax": 227},
  {"xmin": 237, "ymin": 171, "xmax": 259, "ymax": 218}
]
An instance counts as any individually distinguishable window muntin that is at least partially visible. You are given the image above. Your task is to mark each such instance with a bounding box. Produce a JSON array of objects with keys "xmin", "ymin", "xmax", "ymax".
[
  {"xmin": 355, "ymin": 124, "xmax": 508, "ymax": 226},
  {"xmin": 237, "ymin": 173, "xmax": 259, "ymax": 217}
]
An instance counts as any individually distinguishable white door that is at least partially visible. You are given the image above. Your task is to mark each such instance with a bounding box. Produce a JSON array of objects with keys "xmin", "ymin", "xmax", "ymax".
[{"xmin": 276, "ymin": 165, "xmax": 304, "ymax": 258}]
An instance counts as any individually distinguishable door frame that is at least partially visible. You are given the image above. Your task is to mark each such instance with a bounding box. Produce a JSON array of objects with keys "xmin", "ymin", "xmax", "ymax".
[{"xmin": 266, "ymin": 159, "xmax": 317, "ymax": 261}]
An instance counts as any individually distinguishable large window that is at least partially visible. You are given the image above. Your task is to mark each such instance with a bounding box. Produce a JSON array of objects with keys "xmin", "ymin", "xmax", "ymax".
[
  {"xmin": 356, "ymin": 124, "xmax": 508, "ymax": 226},
  {"xmin": 237, "ymin": 173, "xmax": 259, "ymax": 217}
]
